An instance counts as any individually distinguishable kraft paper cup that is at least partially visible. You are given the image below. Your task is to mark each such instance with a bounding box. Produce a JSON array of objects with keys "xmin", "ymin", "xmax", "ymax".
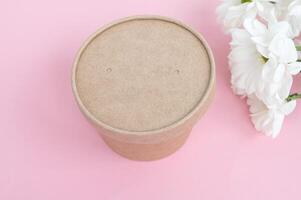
[{"xmin": 72, "ymin": 15, "xmax": 215, "ymax": 161}]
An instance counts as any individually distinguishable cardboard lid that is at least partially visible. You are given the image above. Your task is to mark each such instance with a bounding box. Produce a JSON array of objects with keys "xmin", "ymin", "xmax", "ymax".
[{"xmin": 73, "ymin": 16, "xmax": 214, "ymax": 136}]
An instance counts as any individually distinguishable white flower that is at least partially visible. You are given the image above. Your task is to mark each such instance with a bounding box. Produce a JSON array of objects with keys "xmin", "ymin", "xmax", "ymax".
[
  {"xmin": 217, "ymin": 0, "xmax": 253, "ymax": 30},
  {"xmin": 247, "ymin": 94, "xmax": 296, "ymax": 138},
  {"xmin": 241, "ymin": 19, "xmax": 301, "ymax": 98},
  {"xmin": 229, "ymin": 28, "xmax": 267, "ymax": 96},
  {"xmin": 243, "ymin": 18, "xmax": 295, "ymax": 57},
  {"xmin": 260, "ymin": 54, "xmax": 296, "ymax": 99},
  {"xmin": 216, "ymin": 0, "xmax": 277, "ymax": 31},
  {"xmin": 229, "ymin": 28, "xmax": 300, "ymax": 98},
  {"xmin": 286, "ymin": 0, "xmax": 301, "ymax": 37},
  {"xmin": 271, "ymin": 0, "xmax": 301, "ymax": 36}
]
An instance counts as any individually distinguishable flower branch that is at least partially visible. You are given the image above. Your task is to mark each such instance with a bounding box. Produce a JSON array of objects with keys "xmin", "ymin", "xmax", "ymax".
[{"xmin": 287, "ymin": 93, "xmax": 301, "ymax": 102}]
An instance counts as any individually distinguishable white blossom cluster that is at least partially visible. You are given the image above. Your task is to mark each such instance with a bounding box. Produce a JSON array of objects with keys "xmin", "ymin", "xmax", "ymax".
[{"xmin": 217, "ymin": 0, "xmax": 301, "ymax": 138}]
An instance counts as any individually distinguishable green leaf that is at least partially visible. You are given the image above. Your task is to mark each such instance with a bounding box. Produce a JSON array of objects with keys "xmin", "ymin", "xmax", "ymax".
[{"xmin": 241, "ymin": 0, "xmax": 252, "ymax": 3}]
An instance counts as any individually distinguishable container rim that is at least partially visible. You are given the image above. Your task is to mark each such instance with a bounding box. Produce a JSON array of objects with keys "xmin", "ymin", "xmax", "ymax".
[{"xmin": 72, "ymin": 15, "xmax": 215, "ymax": 136}]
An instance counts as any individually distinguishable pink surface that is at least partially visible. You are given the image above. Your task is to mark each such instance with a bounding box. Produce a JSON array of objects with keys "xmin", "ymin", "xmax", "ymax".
[{"xmin": 1, "ymin": 0, "xmax": 301, "ymax": 199}]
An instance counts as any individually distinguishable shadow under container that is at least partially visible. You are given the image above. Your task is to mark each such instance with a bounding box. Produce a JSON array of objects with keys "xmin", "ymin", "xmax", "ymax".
[{"xmin": 72, "ymin": 15, "xmax": 215, "ymax": 161}]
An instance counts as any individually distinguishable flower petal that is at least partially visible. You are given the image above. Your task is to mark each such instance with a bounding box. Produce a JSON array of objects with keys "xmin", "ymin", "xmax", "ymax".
[
  {"xmin": 269, "ymin": 34, "xmax": 298, "ymax": 63},
  {"xmin": 244, "ymin": 18, "xmax": 267, "ymax": 36},
  {"xmin": 287, "ymin": 62, "xmax": 301, "ymax": 75}
]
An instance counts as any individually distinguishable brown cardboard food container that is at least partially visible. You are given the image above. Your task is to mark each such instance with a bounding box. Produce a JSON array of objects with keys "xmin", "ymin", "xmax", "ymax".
[{"xmin": 72, "ymin": 15, "xmax": 215, "ymax": 161}]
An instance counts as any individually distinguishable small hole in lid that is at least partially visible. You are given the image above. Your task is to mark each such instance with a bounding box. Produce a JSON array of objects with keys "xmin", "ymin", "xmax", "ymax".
[
  {"xmin": 106, "ymin": 68, "xmax": 112, "ymax": 73},
  {"xmin": 175, "ymin": 69, "xmax": 180, "ymax": 74}
]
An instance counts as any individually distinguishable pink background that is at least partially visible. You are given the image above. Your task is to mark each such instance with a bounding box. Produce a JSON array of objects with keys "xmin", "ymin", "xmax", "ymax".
[{"xmin": 1, "ymin": 0, "xmax": 301, "ymax": 199}]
